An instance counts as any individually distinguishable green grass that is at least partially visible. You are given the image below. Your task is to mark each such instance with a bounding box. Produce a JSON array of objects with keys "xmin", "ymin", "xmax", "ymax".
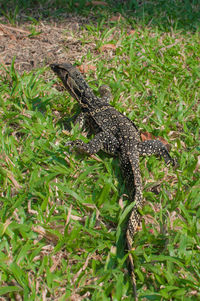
[{"xmin": 0, "ymin": 1, "xmax": 200, "ymax": 300}]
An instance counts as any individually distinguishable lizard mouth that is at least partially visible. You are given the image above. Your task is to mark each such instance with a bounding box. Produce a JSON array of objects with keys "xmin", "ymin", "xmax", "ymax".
[
  {"xmin": 50, "ymin": 62, "xmax": 73, "ymax": 72},
  {"xmin": 50, "ymin": 63, "xmax": 59, "ymax": 71},
  {"xmin": 50, "ymin": 63, "xmax": 67, "ymax": 81}
]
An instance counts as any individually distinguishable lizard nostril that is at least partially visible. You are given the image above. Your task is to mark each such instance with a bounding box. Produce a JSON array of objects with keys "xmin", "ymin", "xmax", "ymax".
[{"xmin": 50, "ymin": 64, "xmax": 58, "ymax": 71}]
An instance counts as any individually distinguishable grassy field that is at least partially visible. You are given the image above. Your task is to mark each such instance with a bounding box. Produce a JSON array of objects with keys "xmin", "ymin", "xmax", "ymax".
[{"xmin": 0, "ymin": 0, "xmax": 200, "ymax": 300}]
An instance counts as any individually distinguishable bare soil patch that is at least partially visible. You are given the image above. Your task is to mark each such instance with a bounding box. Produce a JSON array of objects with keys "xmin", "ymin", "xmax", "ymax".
[{"xmin": 0, "ymin": 15, "xmax": 96, "ymax": 73}]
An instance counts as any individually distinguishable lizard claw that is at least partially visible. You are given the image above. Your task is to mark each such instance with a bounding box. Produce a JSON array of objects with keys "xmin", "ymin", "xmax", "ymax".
[
  {"xmin": 172, "ymin": 158, "xmax": 178, "ymax": 168},
  {"xmin": 65, "ymin": 140, "xmax": 85, "ymax": 152},
  {"xmin": 166, "ymin": 157, "xmax": 177, "ymax": 168}
]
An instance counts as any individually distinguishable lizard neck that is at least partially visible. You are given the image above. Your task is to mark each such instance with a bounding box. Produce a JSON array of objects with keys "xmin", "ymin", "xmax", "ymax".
[
  {"xmin": 63, "ymin": 78, "xmax": 102, "ymax": 109},
  {"xmin": 78, "ymin": 88, "xmax": 101, "ymax": 109}
]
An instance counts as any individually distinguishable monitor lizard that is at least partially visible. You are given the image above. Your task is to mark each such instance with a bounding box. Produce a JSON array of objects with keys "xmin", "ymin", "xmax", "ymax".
[{"xmin": 50, "ymin": 62, "xmax": 175, "ymax": 299}]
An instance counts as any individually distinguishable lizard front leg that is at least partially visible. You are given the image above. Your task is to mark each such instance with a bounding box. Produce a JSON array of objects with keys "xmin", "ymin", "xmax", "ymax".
[
  {"xmin": 74, "ymin": 112, "xmax": 86, "ymax": 128},
  {"xmin": 134, "ymin": 140, "xmax": 175, "ymax": 166},
  {"xmin": 66, "ymin": 131, "xmax": 120, "ymax": 155}
]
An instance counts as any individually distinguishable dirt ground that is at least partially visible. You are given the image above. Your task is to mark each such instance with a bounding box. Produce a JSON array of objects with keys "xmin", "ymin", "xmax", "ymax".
[{"xmin": 0, "ymin": 15, "xmax": 97, "ymax": 74}]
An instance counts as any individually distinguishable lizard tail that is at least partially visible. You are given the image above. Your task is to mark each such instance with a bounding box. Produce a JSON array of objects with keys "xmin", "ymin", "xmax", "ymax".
[
  {"xmin": 120, "ymin": 149, "xmax": 144, "ymax": 299},
  {"xmin": 126, "ymin": 206, "xmax": 140, "ymax": 300}
]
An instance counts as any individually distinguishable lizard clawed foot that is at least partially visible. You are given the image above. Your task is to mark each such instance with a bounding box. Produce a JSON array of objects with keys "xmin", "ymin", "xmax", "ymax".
[
  {"xmin": 65, "ymin": 140, "xmax": 74, "ymax": 146},
  {"xmin": 65, "ymin": 139, "xmax": 88, "ymax": 154},
  {"xmin": 166, "ymin": 157, "xmax": 178, "ymax": 168},
  {"xmin": 171, "ymin": 158, "xmax": 178, "ymax": 168},
  {"xmin": 65, "ymin": 140, "xmax": 75, "ymax": 152}
]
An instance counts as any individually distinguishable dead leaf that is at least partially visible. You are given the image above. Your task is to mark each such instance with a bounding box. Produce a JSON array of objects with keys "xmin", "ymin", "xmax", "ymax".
[
  {"xmin": 7, "ymin": 172, "xmax": 22, "ymax": 189},
  {"xmin": 70, "ymin": 293, "xmax": 83, "ymax": 301},
  {"xmin": 90, "ymin": 154, "xmax": 102, "ymax": 162},
  {"xmin": 86, "ymin": 1, "xmax": 109, "ymax": 6},
  {"xmin": 66, "ymin": 204, "xmax": 72, "ymax": 226},
  {"xmin": 0, "ymin": 24, "xmax": 30, "ymax": 34},
  {"xmin": 78, "ymin": 64, "xmax": 96, "ymax": 73},
  {"xmin": 100, "ymin": 44, "xmax": 116, "ymax": 52},
  {"xmin": 128, "ymin": 30, "xmax": 136, "ymax": 35},
  {"xmin": 156, "ymin": 136, "xmax": 171, "ymax": 151},
  {"xmin": 82, "ymin": 203, "xmax": 100, "ymax": 220},
  {"xmin": 50, "ymin": 253, "xmax": 62, "ymax": 272},
  {"xmin": 1, "ymin": 219, "xmax": 12, "ymax": 236},
  {"xmin": 160, "ymin": 40, "xmax": 180, "ymax": 52},
  {"xmin": 28, "ymin": 200, "xmax": 38, "ymax": 215},
  {"xmin": 141, "ymin": 131, "xmax": 154, "ymax": 141},
  {"xmin": 109, "ymin": 13, "xmax": 123, "ymax": 22},
  {"xmin": 156, "ymin": 136, "xmax": 170, "ymax": 146},
  {"xmin": 7, "ymin": 43, "xmax": 16, "ymax": 49},
  {"xmin": 118, "ymin": 194, "xmax": 128, "ymax": 209},
  {"xmin": 32, "ymin": 225, "xmax": 59, "ymax": 244},
  {"xmin": 0, "ymin": 24, "xmax": 16, "ymax": 40}
]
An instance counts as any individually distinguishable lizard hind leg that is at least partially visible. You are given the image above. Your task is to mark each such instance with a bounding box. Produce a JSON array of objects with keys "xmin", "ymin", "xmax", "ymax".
[{"xmin": 136, "ymin": 140, "xmax": 175, "ymax": 166}]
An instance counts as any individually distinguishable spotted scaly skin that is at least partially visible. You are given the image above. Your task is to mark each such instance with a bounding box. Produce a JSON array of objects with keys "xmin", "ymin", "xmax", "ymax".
[{"xmin": 50, "ymin": 62, "xmax": 175, "ymax": 299}]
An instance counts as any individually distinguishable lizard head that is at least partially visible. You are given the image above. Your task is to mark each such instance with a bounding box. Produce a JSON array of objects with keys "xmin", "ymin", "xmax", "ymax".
[{"xmin": 50, "ymin": 63, "xmax": 86, "ymax": 103}]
